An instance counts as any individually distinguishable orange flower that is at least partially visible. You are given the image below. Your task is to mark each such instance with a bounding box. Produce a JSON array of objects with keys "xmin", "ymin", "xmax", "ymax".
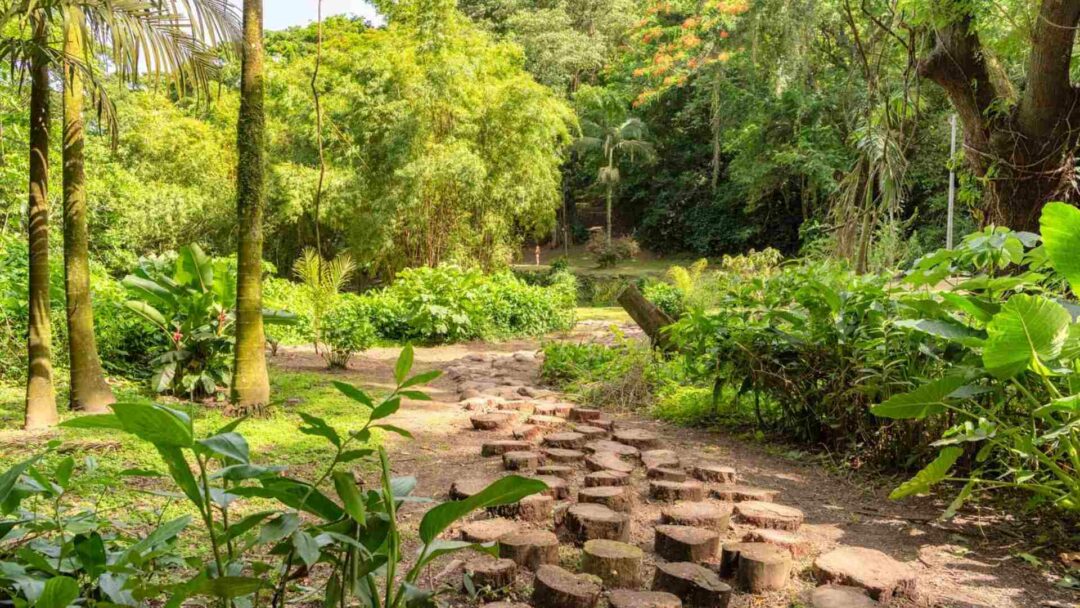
[{"xmin": 720, "ymin": 30, "xmax": 730, "ymax": 39}]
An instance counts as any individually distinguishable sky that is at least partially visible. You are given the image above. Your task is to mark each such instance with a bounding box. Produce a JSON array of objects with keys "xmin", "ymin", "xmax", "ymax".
[{"xmin": 247, "ymin": 0, "xmax": 383, "ymax": 30}]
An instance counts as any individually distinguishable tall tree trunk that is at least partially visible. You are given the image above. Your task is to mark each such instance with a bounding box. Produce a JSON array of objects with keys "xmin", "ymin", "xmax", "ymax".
[
  {"xmin": 63, "ymin": 14, "xmax": 114, "ymax": 413},
  {"xmin": 25, "ymin": 15, "xmax": 57, "ymax": 430},
  {"xmin": 231, "ymin": 0, "xmax": 270, "ymax": 412}
]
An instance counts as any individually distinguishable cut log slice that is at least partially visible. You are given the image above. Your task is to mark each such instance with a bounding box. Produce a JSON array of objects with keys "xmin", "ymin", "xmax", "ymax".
[
  {"xmin": 569, "ymin": 407, "xmax": 602, "ymax": 422},
  {"xmin": 654, "ymin": 525, "xmax": 720, "ymax": 563},
  {"xmin": 585, "ymin": 470, "xmax": 631, "ymax": 487},
  {"xmin": 496, "ymin": 400, "xmax": 531, "ymax": 412},
  {"xmin": 532, "ymin": 565, "xmax": 602, "ymax": 608},
  {"xmin": 503, "ymin": 450, "xmax": 545, "ymax": 471},
  {"xmin": 691, "ymin": 464, "xmax": 737, "ymax": 484},
  {"xmin": 649, "ymin": 480, "xmax": 706, "ymax": 503},
  {"xmin": 647, "ymin": 467, "xmax": 687, "ymax": 482},
  {"xmin": 641, "ymin": 449, "xmax": 680, "ymax": 469},
  {"xmin": 459, "ymin": 518, "xmax": 518, "ymax": 543},
  {"xmin": 578, "ymin": 486, "xmax": 634, "ymax": 513},
  {"xmin": 581, "ymin": 539, "xmax": 644, "ymax": 589},
  {"xmin": 607, "ymin": 590, "xmax": 681, "ymax": 608},
  {"xmin": 481, "ymin": 603, "xmax": 532, "ymax": 608},
  {"xmin": 482, "ymin": 440, "xmax": 533, "ymax": 457},
  {"xmin": 731, "ymin": 543, "xmax": 791, "ymax": 593},
  {"xmin": 584, "ymin": 440, "xmax": 639, "ymax": 459},
  {"xmin": 489, "ymin": 494, "xmax": 555, "ymax": 522},
  {"xmin": 586, "ymin": 452, "xmax": 636, "ymax": 474},
  {"xmin": 592, "ymin": 417, "xmax": 616, "ymax": 431},
  {"xmin": 811, "ymin": 585, "xmax": 881, "ymax": 608},
  {"xmin": 573, "ymin": 425, "xmax": 608, "ymax": 439},
  {"xmin": 614, "ymin": 429, "xmax": 662, "ymax": 450},
  {"xmin": 531, "ymin": 475, "xmax": 570, "ymax": 500},
  {"xmin": 465, "ymin": 556, "xmax": 518, "ymax": 590},
  {"xmin": 527, "ymin": 415, "xmax": 568, "ymax": 429},
  {"xmin": 450, "ymin": 477, "xmax": 496, "ymax": 500},
  {"xmin": 744, "ymin": 529, "xmax": 810, "ymax": 558},
  {"xmin": 813, "ymin": 547, "xmax": 917, "ymax": 602},
  {"xmin": 459, "ymin": 388, "xmax": 483, "ymax": 402},
  {"xmin": 472, "ymin": 413, "xmax": 516, "ymax": 431},
  {"xmin": 711, "ymin": 486, "xmax": 780, "ymax": 503},
  {"xmin": 734, "ymin": 502, "xmax": 804, "ymax": 531},
  {"xmin": 534, "ymin": 403, "xmax": 574, "ymax": 417},
  {"xmin": 565, "ymin": 503, "xmax": 631, "ymax": 544},
  {"xmin": 543, "ymin": 432, "xmax": 587, "ymax": 450},
  {"xmin": 512, "ymin": 424, "xmax": 543, "ymax": 442},
  {"xmin": 543, "ymin": 448, "xmax": 586, "ymax": 464},
  {"xmin": 651, "ymin": 562, "xmax": 732, "ymax": 608},
  {"xmin": 661, "ymin": 501, "xmax": 733, "ymax": 532},
  {"xmin": 536, "ymin": 465, "xmax": 576, "ymax": 480},
  {"xmin": 498, "ymin": 529, "xmax": 560, "ymax": 571}
]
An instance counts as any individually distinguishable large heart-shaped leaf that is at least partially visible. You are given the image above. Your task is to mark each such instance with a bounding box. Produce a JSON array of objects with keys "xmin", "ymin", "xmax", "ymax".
[
  {"xmin": 890, "ymin": 447, "xmax": 963, "ymax": 500},
  {"xmin": 871, "ymin": 375, "xmax": 968, "ymax": 420},
  {"xmin": 1040, "ymin": 202, "xmax": 1080, "ymax": 293},
  {"xmin": 418, "ymin": 476, "xmax": 546, "ymax": 544},
  {"xmin": 982, "ymin": 294, "xmax": 1071, "ymax": 379}
]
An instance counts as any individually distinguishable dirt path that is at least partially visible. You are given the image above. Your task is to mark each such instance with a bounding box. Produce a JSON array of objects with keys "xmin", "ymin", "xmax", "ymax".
[{"xmin": 274, "ymin": 327, "xmax": 1077, "ymax": 608}]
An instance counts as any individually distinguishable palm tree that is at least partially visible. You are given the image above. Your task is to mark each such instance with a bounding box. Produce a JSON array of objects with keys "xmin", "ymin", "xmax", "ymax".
[
  {"xmin": 575, "ymin": 116, "xmax": 655, "ymax": 245},
  {"xmin": 231, "ymin": 0, "xmax": 269, "ymax": 412}
]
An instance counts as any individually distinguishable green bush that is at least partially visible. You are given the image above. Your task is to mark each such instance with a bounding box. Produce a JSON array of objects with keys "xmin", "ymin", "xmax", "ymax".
[
  {"xmin": 322, "ymin": 295, "xmax": 376, "ymax": 368},
  {"xmin": 642, "ymin": 280, "xmax": 685, "ymax": 318}
]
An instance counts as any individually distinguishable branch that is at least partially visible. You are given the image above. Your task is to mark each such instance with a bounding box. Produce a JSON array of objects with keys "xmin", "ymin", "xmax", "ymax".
[{"xmin": 1017, "ymin": 0, "xmax": 1080, "ymax": 138}]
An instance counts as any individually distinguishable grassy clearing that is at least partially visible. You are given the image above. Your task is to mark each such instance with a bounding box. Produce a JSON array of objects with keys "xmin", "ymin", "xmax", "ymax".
[
  {"xmin": 516, "ymin": 244, "xmax": 699, "ymax": 279},
  {"xmin": 575, "ymin": 306, "xmax": 631, "ymax": 322}
]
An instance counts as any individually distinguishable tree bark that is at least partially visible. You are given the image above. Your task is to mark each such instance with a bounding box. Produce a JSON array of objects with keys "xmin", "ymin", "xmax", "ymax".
[
  {"xmin": 63, "ymin": 13, "xmax": 115, "ymax": 413},
  {"xmin": 617, "ymin": 284, "xmax": 674, "ymax": 350},
  {"xmin": 918, "ymin": 1, "xmax": 1080, "ymax": 230},
  {"xmin": 231, "ymin": 0, "xmax": 270, "ymax": 412},
  {"xmin": 25, "ymin": 14, "xmax": 57, "ymax": 430}
]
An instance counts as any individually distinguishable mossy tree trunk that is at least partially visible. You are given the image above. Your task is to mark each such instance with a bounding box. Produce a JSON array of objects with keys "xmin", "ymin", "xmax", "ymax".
[
  {"xmin": 25, "ymin": 14, "xmax": 57, "ymax": 430},
  {"xmin": 63, "ymin": 12, "xmax": 114, "ymax": 413},
  {"xmin": 231, "ymin": 0, "xmax": 270, "ymax": 412}
]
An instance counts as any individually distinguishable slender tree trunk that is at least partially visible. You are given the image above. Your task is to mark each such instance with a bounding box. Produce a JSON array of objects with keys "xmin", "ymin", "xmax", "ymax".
[
  {"xmin": 605, "ymin": 182, "xmax": 613, "ymax": 246},
  {"xmin": 231, "ymin": 0, "xmax": 270, "ymax": 412},
  {"xmin": 25, "ymin": 15, "xmax": 57, "ymax": 430},
  {"xmin": 63, "ymin": 14, "xmax": 114, "ymax": 413}
]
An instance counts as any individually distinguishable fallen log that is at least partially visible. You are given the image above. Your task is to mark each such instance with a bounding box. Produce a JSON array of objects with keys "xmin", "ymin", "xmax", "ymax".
[{"xmin": 617, "ymin": 284, "xmax": 675, "ymax": 350}]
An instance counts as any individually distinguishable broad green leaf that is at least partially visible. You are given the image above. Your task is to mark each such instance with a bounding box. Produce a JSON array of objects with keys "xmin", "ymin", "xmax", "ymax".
[
  {"xmin": 112, "ymin": 402, "xmax": 194, "ymax": 448},
  {"xmin": 983, "ymin": 294, "xmax": 1071, "ymax": 379},
  {"xmin": 402, "ymin": 369, "xmax": 441, "ymax": 388},
  {"xmin": 223, "ymin": 511, "xmax": 276, "ymax": 543},
  {"xmin": 1040, "ymin": 202, "xmax": 1080, "ymax": 293},
  {"xmin": 35, "ymin": 576, "xmax": 79, "ymax": 608},
  {"xmin": 156, "ymin": 446, "xmax": 203, "ymax": 509},
  {"xmin": 1034, "ymin": 394, "xmax": 1080, "ymax": 417},
  {"xmin": 298, "ymin": 413, "xmax": 341, "ymax": 447},
  {"xmin": 123, "ymin": 301, "xmax": 169, "ymax": 330},
  {"xmin": 871, "ymin": 376, "xmax": 968, "ymax": 420},
  {"xmin": 374, "ymin": 424, "xmax": 413, "ymax": 438},
  {"xmin": 193, "ymin": 576, "xmax": 263, "ymax": 599},
  {"xmin": 370, "ymin": 397, "xmax": 401, "ymax": 421},
  {"xmin": 120, "ymin": 515, "xmax": 192, "ymax": 564},
  {"xmin": 233, "ymin": 478, "xmax": 344, "ymax": 520},
  {"xmin": 332, "ymin": 471, "xmax": 366, "ymax": 525},
  {"xmin": 939, "ymin": 292, "xmax": 998, "ymax": 323},
  {"xmin": 73, "ymin": 533, "xmax": 107, "ymax": 578},
  {"xmin": 890, "ymin": 447, "xmax": 963, "ymax": 500},
  {"xmin": 418, "ymin": 475, "xmax": 546, "ymax": 544},
  {"xmin": 0, "ymin": 455, "xmax": 43, "ymax": 507},
  {"xmin": 196, "ymin": 432, "xmax": 250, "ymax": 464},
  {"xmin": 332, "ymin": 381, "xmax": 373, "ymax": 407},
  {"xmin": 258, "ymin": 512, "xmax": 300, "ymax": 545},
  {"xmin": 293, "ymin": 531, "xmax": 321, "ymax": 567},
  {"xmin": 395, "ymin": 345, "xmax": 415, "ymax": 384},
  {"xmin": 176, "ymin": 244, "xmax": 213, "ymax": 292},
  {"xmin": 894, "ymin": 318, "xmax": 985, "ymax": 344},
  {"xmin": 59, "ymin": 414, "xmax": 123, "ymax": 431}
]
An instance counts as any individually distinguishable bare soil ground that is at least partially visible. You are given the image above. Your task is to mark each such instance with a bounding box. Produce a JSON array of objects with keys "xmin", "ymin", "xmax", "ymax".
[{"xmin": 273, "ymin": 325, "xmax": 1079, "ymax": 608}]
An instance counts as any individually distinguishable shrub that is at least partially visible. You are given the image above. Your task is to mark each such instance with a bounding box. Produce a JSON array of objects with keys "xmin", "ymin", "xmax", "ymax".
[
  {"xmin": 322, "ymin": 295, "xmax": 376, "ymax": 368},
  {"xmin": 586, "ymin": 233, "xmax": 640, "ymax": 268},
  {"xmin": 541, "ymin": 336, "xmax": 656, "ymax": 410},
  {"xmin": 642, "ymin": 280, "xmax": 685, "ymax": 318}
]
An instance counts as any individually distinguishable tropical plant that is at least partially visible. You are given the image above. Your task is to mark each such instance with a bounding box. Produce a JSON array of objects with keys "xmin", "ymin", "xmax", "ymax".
[
  {"xmin": 292, "ymin": 247, "xmax": 357, "ymax": 355},
  {"xmin": 59, "ymin": 346, "xmax": 546, "ymax": 608},
  {"xmin": 322, "ymin": 296, "xmax": 376, "ymax": 368}
]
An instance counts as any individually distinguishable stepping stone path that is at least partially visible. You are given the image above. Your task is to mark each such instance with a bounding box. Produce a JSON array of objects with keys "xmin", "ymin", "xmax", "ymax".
[
  {"xmin": 531, "ymin": 474, "xmax": 570, "ymax": 499},
  {"xmin": 490, "ymin": 494, "xmax": 554, "ymax": 522},
  {"xmin": 544, "ymin": 448, "xmax": 586, "ymax": 463},
  {"xmin": 654, "ymin": 525, "xmax": 720, "ymax": 563},
  {"xmin": 465, "ymin": 556, "xmax": 517, "ymax": 589},
  {"xmin": 813, "ymin": 546, "xmax": 917, "ymax": 602},
  {"xmin": 691, "ymin": 464, "xmax": 737, "ymax": 483},
  {"xmin": 581, "ymin": 539, "xmax": 643, "ymax": 588},
  {"xmin": 592, "ymin": 417, "xmax": 616, "ymax": 431},
  {"xmin": 578, "ymin": 486, "xmax": 633, "ymax": 512},
  {"xmin": 608, "ymin": 590, "xmax": 681, "ymax": 608},
  {"xmin": 532, "ymin": 565, "xmax": 602, "ymax": 608},
  {"xmin": 503, "ymin": 450, "xmax": 544, "ymax": 471},
  {"xmin": 481, "ymin": 440, "xmax": 533, "ymax": 456},
  {"xmin": 450, "ymin": 477, "xmax": 494, "ymax": 500},
  {"xmin": 811, "ymin": 585, "xmax": 881, "ymax": 607},
  {"xmin": 512, "ymin": 424, "xmax": 542, "ymax": 442},
  {"xmin": 641, "ymin": 449, "xmax": 680, "ymax": 469},
  {"xmin": 711, "ymin": 485, "xmax": 780, "ymax": 503},
  {"xmin": 481, "ymin": 603, "xmax": 531, "ymax": 608},
  {"xmin": 586, "ymin": 451, "xmax": 635, "ymax": 474},
  {"xmin": 534, "ymin": 403, "xmax": 573, "ymax": 417},
  {"xmin": 719, "ymin": 542, "xmax": 791, "ymax": 593},
  {"xmin": 734, "ymin": 501, "xmax": 804, "ymax": 531},
  {"xmin": 544, "ymin": 432, "xmax": 587, "ymax": 449},
  {"xmin": 569, "ymin": 407, "xmax": 602, "ymax": 422},
  {"xmin": 498, "ymin": 529, "xmax": 560, "ymax": 570},
  {"xmin": 572, "ymin": 424, "xmax": 607, "ymax": 439},
  {"xmin": 614, "ymin": 429, "xmax": 662, "ymax": 450},
  {"xmin": 584, "ymin": 440, "xmax": 639, "ymax": 458},
  {"xmin": 649, "ymin": 480, "xmax": 705, "ymax": 502},
  {"xmin": 585, "ymin": 470, "xmax": 630, "ymax": 487},
  {"xmin": 661, "ymin": 501, "xmax": 733, "ymax": 531},
  {"xmin": 527, "ymin": 414, "xmax": 567, "ymax": 429},
  {"xmin": 652, "ymin": 562, "xmax": 732, "ymax": 608},
  {"xmin": 744, "ymin": 528, "xmax": 810, "ymax": 557},
  {"xmin": 647, "ymin": 467, "xmax": 687, "ymax": 482},
  {"xmin": 471, "ymin": 413, "xmax": 515, "ymax": 430},
  {"xmin": 566, "ymin": 503, "xmax": 630, "ymax": 543},
  {"xmin": 536, "ymin": 464, "xmax": 575, "ymax": 479},
  {"xmin": 459, "ymin": 517, "xmax": 518, "ymax": 542}
]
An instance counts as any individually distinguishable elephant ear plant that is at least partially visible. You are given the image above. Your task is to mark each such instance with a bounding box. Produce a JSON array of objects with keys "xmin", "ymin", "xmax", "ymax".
[{"xmin": 60, "ymin": 345, "xmax": 546, "ymax": 607}]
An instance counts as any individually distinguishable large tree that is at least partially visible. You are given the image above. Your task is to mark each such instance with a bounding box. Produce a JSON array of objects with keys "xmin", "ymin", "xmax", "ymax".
[{"xmin": 231, "ymin": 0, "xmax": 269, "ymax": 411}]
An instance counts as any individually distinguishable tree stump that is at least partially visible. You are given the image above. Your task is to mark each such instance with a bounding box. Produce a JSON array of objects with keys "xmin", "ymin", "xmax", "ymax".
[
  {"xmin": 607, "ymin": 590, "xmax": 681, "ymax": 608},
  {"xmin": 733, "ymin": 502, "xmax": 803, "ymax": 531},
  {"xmin": 722, "ymin": 542, "xmax": 791, "ymax": 592},
  {"xmin": 613, "ymin": 429, "xmax": 662, "ymax": 450},
  {"xmin": 450, "ymin": 478, "xmax": 495, "ymax": 500},
  {"xmin": 813, "ymin": 547, "xmax": 917, "ymax": 602},
  {"xmin": 498, "ymin": 529, "xmax": 560, "ymax": 571},
  {"xmin": 593, "ymin": 417, "xmax": 616, "ymax": 431},
  {"xmin": 654, "ymin": 525, "xmax": 720, "ymax": 563},
  {"xmin": 581, "ymin": 539, "xmax": 644, "ymax": 588},
  {"xmin": 584, "ymin": 440, "xmax": 639, "ymax": 458},
  {"xmin": 647, "ymin": 467, "xmax": 687, "ymax": 482},
  {"xmin": 586, "ymin": 452, "xmax": 635, "ymax": 474},
  {"xmin": 744, "ymin": 529, "xmax": 810, "ymax": 558},
  {"xmin": 482, "ymin": 440, "xmax": 533, "ymax": 457},
  {"xmin": 573, "ymin": 424, "xmax": 608, "ymax": 439},
  {"xmin": 578, "ymin": 486, "xmax": 634, "ymax": 513},
  {"xmin": 585, "ymin": 470, "xmax": 631, "ymax": 487},
  {"xmin": 617, "ymin": 283, "xmax": 675, "ymax": 350},
  {"xmin": 565, "ymin": 503, "xmax": 631, "ymax": 544},
  {"xmin": 512, "ymin": 424, "xmax": 543, "ymax": 442},
  {"xmin": 811, "ymin": 585, "xmax": 881, "ymax": 608},
  {"xmin": 465, "ymin": 556, "xmax": 518, "ymax": 590},
  {"xmin": 496, "ymin": 400, "xmax": 531, "ymax": 412},
  {"xmin": 649, "ymin": 480, "xmax": 705, "ymax": 502},
  {"xmin": 661, "ymin": 501, "xmax": 733, "ymax": 532},
  {"xmin": 481, "ymin": 603, "xmax": 532, "ymax": 608},
  {"xmin": 532, "ymin": 565, "xmax": 602, "ymax": 608},
  {"xmin": 489, "ymin": 494, "xmax": 554, "ymax": 522},
  {"xmin": 641, "ymin": 449, "xmax": 679, "ymax": 469},
  {"xmin": 543, "ymin": 448, "xmax": 585, "ymax": 464},
  {"xmin": 711, "ymin": 486, "xmax": 780, "ymax": 503},
  {"xmin": 531, "ymin": 475, "xmax": 570, "ymax": 499},
  {"xmin": 460, "ymin": 518, "xmax": 518, "ymax": 543},
  {"xmin": 651, "ymin": 562, "xmax": 732, "ymax": 608},
  {"xmin": 690, "ymin": 464, "xmax": 736, "ymax": 484},
  {"xmin": 569, "ymin": 407, "xmax": 602, "ymax": 422},
  {"xmin": 472, "ymin": 413, "xmax": 516, "ymax": 431},
  {"xmin": 503, "ymin": 450, "xmax": 545, "ymax": 471},
  {"xmin": 544, "ymin": 432, "xmax": 587, "ymax": 450},
  {"xmin": 527, "ymin": 414, "xmax": 567, "ymax": 429},
  {"xmin": 536, "ymin": 464, "xmax": 575, "ymax": 479},
  {"xmin": 534, "ymin": 403, "xmax": 573, "ymax": 417}
]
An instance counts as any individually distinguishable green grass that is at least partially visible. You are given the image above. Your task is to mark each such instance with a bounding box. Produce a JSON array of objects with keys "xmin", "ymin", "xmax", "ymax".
[
  {"xmin": 575, "ymin": 306, "xmax": 631, "ymax": 322},
  {"xmin": 515, "ymin": 244, "xmax": 700, "ymax": 279}
]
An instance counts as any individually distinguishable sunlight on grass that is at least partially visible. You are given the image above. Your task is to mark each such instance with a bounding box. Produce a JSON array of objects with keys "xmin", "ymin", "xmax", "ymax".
[{"xmin": 575, "ymin": 306, "xmax": 631, "ymax": 322}]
